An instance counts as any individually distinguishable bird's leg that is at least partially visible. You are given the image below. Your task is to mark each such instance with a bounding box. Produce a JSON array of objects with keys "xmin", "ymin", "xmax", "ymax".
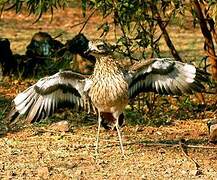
[
  {"xmin": 95, "ymin": 110, "xmax": 102, "ymax": 156},
  {"xmin": 115, "ymin": 121, "xmax": 125, "ymax": 157}
]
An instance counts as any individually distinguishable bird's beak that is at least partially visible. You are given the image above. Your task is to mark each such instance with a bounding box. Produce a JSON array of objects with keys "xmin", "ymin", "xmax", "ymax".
[
  {"xmin": 84, "ymin": 49, "xmax": 90, "ymax": 55},
  {"xmin": 84, "ymin": 41, "xmax": 98, "ymax": 55}
]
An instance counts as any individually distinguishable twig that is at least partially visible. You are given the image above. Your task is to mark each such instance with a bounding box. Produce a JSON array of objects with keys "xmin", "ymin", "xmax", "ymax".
[
  {"xmin": 69, "ymin": 9, "xmax": 97, "ymax": 33},
  {"xmin": 60, "ymin": 134, "xmax": 217, "ymax": 149},
  {"xmin": 79, "ymin": 9, "xmax": 97, "ymax": 34},
  {"xmin": 2, "ymin": 104, "xmax": 9, "ymax": 115},
  {"xmin": 53, "ymin": 33, "xmax": 63, "ymax": 39},
  {"xmin": 179, "ymin": 139, "xmax": 202, "ymax": 175},
  {"xmin": 70, "ymin": 21, "xmax": 86, "ymax": 29}
]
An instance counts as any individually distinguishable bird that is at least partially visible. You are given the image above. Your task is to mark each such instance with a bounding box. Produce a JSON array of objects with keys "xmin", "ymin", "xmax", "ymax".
[{"xmin": 7, "ymin": 39, "xmax": 209, "ymax": 156}]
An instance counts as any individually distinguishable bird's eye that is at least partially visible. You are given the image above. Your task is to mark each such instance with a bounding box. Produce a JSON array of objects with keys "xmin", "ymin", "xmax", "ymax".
[{"xmin": 97, "ymin": 44, "xmax": 105, "ymax": 50}]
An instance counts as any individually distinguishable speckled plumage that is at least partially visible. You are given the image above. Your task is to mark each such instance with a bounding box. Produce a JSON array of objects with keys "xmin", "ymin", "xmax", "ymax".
[{"xmin": 89, "ymin": 56, "xmax": 128, "ymax": 116}]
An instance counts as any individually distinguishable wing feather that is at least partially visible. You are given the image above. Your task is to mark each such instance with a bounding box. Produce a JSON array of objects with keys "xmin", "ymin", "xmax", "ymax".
[
  {"xmin": 129, "ymin": 58, "xmax": 209, "ymax": 98},
  {"xmin": 8, "ymin": 70, "xmax": 93, "ymax": 124}
]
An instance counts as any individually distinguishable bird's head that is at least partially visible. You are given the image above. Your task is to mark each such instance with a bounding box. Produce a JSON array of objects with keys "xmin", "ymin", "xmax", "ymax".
[{"xmin": 85, "ymin": 40, "xmax": 112, "ymax": 56}]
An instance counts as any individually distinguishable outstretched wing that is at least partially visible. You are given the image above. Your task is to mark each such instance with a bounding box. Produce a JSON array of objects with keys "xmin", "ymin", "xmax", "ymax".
[
  {"xmin": 7, "ymin": 70, "xmax": 93, "ymax": 124},
  {"xmin": 128, "ymin": 58, "xmax": 209, "ymax": 98}
]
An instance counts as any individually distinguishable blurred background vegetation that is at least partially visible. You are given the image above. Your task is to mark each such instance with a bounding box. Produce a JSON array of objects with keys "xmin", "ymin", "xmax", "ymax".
[{"xmin": 1, "ymin": 0, "xmax": 217, "ymax": 79}]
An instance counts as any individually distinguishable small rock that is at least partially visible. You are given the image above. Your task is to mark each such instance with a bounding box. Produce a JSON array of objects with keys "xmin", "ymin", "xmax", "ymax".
[
  {"xmin": 141, "ymin": 174, "xmax": 147, "ymax": 179},
  {"xmin": 10, "ymin": 171, "xmax": 17, "ymax": 176},
  {"xmin": 190, "ymin": 169, "xmax": 203, "ymax": 176},
  {"xmin": 180, "ymin": 170, "xmax": 187, "ymax": 175},
  {"xmin": 156, "ymin": 131, "xmax": 162, "ymax": 135},
  {"xmin": 37, "ymin": 166, "xmax": 49, "ymax": 179},
  {"xmin": 0, "ymin": 162, "xmax": 4, "ymax": 171},
  {"xmin": 207, "ymin": 168, "xmax": 214, "ymax": 172},
  {"xmin": 50, "ymin": 120, "xmax": 69, "ymax": 132},
  {"xmin": 207, "ymin": 119, "xmax": 217, "ymax": 142},
  {"xmin": 51, "ymin": 174, "xmax": 66, "ymax": 179}
]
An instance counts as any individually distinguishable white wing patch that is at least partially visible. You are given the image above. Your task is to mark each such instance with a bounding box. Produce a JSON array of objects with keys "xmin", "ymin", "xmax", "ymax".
[
  {"xmin": 9, "ymin": 70, "xmax": 93, "ymax": 123},
  {"xmin": 129, "ymin": 58, "xmax": 207, "ymax": 98}
]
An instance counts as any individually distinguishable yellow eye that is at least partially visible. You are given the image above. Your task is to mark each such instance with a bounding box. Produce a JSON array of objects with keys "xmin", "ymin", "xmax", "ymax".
[{"xmin": 97, "ymin": 44, "xmax": 105, "ymax": 50}]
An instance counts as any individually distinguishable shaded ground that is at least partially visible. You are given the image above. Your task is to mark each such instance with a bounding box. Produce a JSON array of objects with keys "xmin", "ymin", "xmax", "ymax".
[{"xmin": 0, "ymin": 7, "xmax": 217, "ymax": 179}]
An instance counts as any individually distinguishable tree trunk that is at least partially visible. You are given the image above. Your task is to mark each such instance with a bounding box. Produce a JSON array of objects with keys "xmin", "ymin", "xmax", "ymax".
[
  {"xmin": 207, "ymin": 17, "xmax": 217, "ymax": 45},
  {"xmin": 150, "ymin": 3, "xmax": 182, "ymax": 61},
  {"xmin": 192, "ymin": 0, "xmax": 217, "ymax": 80}
]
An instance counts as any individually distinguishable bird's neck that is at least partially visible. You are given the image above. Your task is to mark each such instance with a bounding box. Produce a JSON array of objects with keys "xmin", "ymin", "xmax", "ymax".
[{"xmin": 94, "ymin": 55, "xmax": 121, "ymax": 76}]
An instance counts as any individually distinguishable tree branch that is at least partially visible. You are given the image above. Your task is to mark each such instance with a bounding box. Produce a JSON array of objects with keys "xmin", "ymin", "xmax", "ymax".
[
  {"xmin": 192, "ymin": 0, "xmax": 217, "ymax": 80},
  {"xmin": 150, "ymin": 3, "xmax": 182, "ymax": 62}
]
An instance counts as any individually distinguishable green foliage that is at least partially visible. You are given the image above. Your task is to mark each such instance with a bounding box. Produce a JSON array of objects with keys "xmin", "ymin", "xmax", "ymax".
[
  {"xmin": 125, "ymin": 108, "xmax": 172, "ymax": 127},
  {"xmin": 0, "ymin": 0, "xmax": 188, "ymax": 59},
  {"xmin": 82, "ymin": 0, "xmax": 191, "ymax": 59},
  {"xmin": 0, "ymin": 111, "xmax": 5, "ymax": 122},
  {"xmin": 126, "ymin": 93, "xmax": 210, "ymax": 127},
  {"xmin": 0, "ymin": 0, "xmax": 213, "ymax": 60},
  {"xmin": 81, "ymin": 0, "xmax": 87, "ymax": 17},
  {"xmin": 0, "ymin": 0, "xmax": 67, "ymax": 22},
  {"xmin": 1, "ymin": 0, "xmax": 217, "ymax": 61}
]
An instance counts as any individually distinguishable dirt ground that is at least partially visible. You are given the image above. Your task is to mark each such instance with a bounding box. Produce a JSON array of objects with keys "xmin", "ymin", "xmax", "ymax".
[
  {"xmin": 0, "ymin": 120, "xmax": 217, "ymax": 179},
  {"xmin": 0, "ymin": 7, "xmax": 217, "ymax": 179}
]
